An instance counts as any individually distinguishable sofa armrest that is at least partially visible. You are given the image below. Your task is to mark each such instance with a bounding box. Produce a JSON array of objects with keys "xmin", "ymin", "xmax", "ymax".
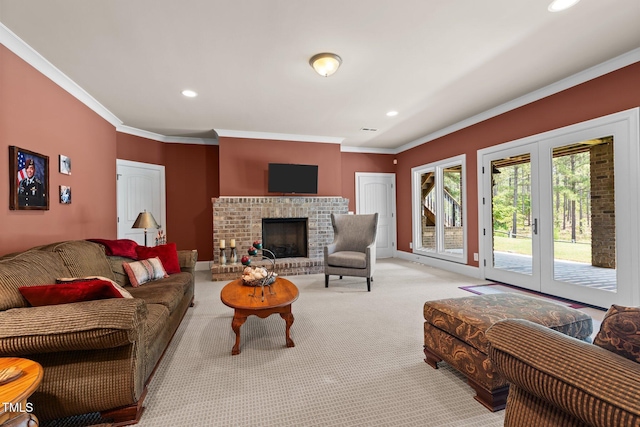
[
  {"xmin": 178, "ymin": 249, "xmax": 198, "ymax": 274},
  {"xmin": 487, "ymin": 319, "xmax": 640, "ymax": 426},
  {"xmin": 0, "ymin": 298, "xmax": 148, "ymax": 356}
]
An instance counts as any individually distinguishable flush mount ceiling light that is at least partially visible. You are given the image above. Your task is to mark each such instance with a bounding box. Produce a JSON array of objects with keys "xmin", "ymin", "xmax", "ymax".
[
  {"xmin": 548, "ymin": 0, "xmax": 580, "ymax": 12},
  {"xmin": 309, "ymin": 53, "xmax": 342, "ymax": 77},
  {"xmin": 386, "ymin": 111, "xmax": 399, "ymax": 117},
  {"xmin": 181, "ymin": 89, "xmax": 198, "ymax": 98}
]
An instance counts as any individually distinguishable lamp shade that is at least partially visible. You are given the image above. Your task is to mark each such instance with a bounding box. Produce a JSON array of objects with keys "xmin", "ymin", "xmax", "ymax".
[
  {"xmin": 309, "ymin": 53, "xmax": 342, "ymax": 77},
  {"xmin": 132, "ymin": 211, "xmax": 159, "ymax": 230}
]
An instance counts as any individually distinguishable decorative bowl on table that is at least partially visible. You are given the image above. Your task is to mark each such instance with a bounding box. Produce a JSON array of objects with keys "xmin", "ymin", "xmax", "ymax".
[{"xmin": 241, "ymin": 266, "xmax": 277, "ymax": 287}]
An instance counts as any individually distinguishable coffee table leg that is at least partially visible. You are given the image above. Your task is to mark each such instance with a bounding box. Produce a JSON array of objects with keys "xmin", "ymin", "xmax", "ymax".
[
  {"xmin": 279, "ymin": 306, "xmax": 295, "ymax": 348},
  {"xmin": 231, "ymin": 312, "xmax": 247, "ymax": 355}
]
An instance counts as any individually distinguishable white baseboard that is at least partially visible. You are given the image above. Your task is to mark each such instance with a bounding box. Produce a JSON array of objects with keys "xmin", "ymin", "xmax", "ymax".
[
  {"xmin": 395, "ymin": 250, "xmax": 482, "ymax": 279},
  {"xmin": 195, "ymin": 261, "xmax": 211, "ymax": 271}
]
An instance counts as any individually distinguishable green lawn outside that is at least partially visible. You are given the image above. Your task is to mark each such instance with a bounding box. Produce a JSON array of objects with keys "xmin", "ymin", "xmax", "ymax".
[{"xmin": 493, "ymin": 235, "xmax": 592, "ymax": 263}]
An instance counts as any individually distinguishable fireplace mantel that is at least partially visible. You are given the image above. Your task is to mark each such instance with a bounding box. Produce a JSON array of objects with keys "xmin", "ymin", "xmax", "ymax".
[{"xmin": 211, "ymin": 197, "xmax": 348, "ymax": 280}]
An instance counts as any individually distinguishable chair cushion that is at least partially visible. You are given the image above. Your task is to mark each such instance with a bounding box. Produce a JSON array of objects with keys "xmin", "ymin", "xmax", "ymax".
[
  {"xmin": 332, "ymin": 214, "xmax": 377, "ymax": 252},
  {"xmin": 327, "ymin": 251, "xmax": 367, "ymax": 269}
]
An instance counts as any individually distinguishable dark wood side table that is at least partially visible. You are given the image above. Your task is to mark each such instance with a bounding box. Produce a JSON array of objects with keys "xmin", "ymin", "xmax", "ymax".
[
  {"xmin": 0, "ymin": 357, "xmax": 43, "ymax": 426},
  {"xmin": 221, "ymin": 277, "xmax": 299, "ymax": 355}
]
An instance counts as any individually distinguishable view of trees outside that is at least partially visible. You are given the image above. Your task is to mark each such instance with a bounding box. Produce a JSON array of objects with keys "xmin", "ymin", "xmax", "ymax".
[{"xmin": 491, "ymin": 148, "xmax": 593, "ymax": 264}]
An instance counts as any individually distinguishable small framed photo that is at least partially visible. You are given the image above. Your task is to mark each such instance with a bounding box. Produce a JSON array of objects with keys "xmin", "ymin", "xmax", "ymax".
[
  {"xmin": 59, "ymin": 154, "xmax": 71, "ymax": 175},
  {"xmin": 60, "ymin": 186, "xmax": 71, "ymax": 204},
  {"xmin": 9, "ymin": 146, "xmax": 49, "ymax": 210}
]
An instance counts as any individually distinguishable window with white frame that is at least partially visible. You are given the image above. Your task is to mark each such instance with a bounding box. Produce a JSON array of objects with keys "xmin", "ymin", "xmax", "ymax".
[{"xmin": 411, "ymin": 155, "xmax": 466, "ymax": 263}]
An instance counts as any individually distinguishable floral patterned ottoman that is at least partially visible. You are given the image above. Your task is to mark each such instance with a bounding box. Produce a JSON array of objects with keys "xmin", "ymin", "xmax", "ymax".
[{"xmin": 423, "ymin": 292, "xmax": 592, "ymax": 411}]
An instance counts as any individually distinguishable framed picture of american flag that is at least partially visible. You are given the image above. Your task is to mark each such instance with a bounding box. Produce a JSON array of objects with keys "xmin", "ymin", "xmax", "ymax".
[{"xmin": 9, "ymin": 146, "xmax": 49, "ymax": 210}]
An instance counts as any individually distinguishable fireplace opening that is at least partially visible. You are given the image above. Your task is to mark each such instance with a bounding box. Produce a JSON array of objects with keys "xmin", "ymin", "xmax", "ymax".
[{"xmin": 262, "ymin": 218, "xmax": 308, "ymax": 258}]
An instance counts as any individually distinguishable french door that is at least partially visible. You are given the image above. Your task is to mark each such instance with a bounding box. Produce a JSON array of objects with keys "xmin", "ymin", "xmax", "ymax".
[{"xmin": 480, "ymin": 109, "xmax": 639, "ymax": 308}]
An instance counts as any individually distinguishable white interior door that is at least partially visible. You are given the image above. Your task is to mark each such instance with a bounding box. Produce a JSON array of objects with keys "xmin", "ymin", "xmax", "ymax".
[
  {"xmin": 356, "ymin": 173, "xmax": 396, "ymax": 258},
  {"xmin": 116, "ymin": 159, "xmax": 166, "ymax": 246}
]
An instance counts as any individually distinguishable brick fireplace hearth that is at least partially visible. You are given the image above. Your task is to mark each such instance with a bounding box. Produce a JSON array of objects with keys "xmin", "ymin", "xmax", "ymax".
[{"xmin": 211, "ymin": 197, "xmax": 349, "ymax": 281}]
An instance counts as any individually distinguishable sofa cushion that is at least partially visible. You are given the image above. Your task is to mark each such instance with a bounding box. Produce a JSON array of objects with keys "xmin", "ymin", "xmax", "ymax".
[
  {"xmin": 136, "ymin": 243, "xmax": 180, "ymax": 274},
  {"xmin": 127, "ymin": 282, "xmax": 184, "ymax": 313},
  {"xmin": 123, "ymin": 258, "xmax": 168, "ymax": 287},
  {"xmin": 106, "ymin": 256, "xmax": 135, "ymax": 287},
  {"xmin": 0, "ymin": 250, "xmax": 71, "ymax": 311},
  {"xmin": 39, "ymin": 241, "xmax": 116, "ymax": 281},
  {"xmin": 55, "ymin": 276, "xmax": 133, "ymax": 299},
  {"xmin": 327, "ymin": 251, "xmax": 367, "ymax": 269},
  {"xmin": 594, "ymin": 304, "xmax": 640, "ymax": 364}
]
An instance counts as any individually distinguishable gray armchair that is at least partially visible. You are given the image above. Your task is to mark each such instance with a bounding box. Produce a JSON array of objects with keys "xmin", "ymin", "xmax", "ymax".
[{"xmin": 324, "ymin": 213, "xmax": 378, "ymax": 291}]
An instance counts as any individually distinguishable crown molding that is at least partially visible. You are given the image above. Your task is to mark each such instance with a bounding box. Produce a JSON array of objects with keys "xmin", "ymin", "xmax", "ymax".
[
  {"xmin": 395, "ymin": 47, "xmax": 640, "ymax": 154},
  {"xmin": 0, "ymin": 22, "xmax": 122, "ymax": 128},
  {"xmin": 116, "ymin": 125, "xmax": 218, "ymax": 145},
  {"xmin": 340, "ymin": 145, "xmax": 396, "ymax": 154},
  {"xmin": 216, "ymin": 129, "xmax": 343, "ymax": 144}
]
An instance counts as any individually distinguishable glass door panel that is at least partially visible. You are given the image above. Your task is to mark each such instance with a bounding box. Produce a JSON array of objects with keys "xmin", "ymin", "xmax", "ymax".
[
  {"xmin": 491, "ymin": 155, "xmax": 533, "ymax": 274},
  {"xmin": 420, "ymin": 171, "xmax": 437, "ymax": 252},
  {"xmin": 483, "ymin": 145, "xmax": 539, "ymax": 291},
  {"xmin": 443, "ymin": 166, "xmax": 463, "ymax": 255},
  {"xmin": 550, "ymin": 138, "xmax": 617, "ymax": 292}
]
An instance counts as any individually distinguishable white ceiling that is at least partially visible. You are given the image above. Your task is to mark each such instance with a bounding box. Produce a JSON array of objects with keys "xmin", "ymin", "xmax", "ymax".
[{"xmin": 1, "ymin": 0, "xmax": 639, "ymax": 151}]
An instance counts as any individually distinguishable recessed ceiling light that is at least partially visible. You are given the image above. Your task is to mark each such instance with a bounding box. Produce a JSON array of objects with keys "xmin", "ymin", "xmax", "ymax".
[
  {"xmin": 386, "ymin": 111, "xmax": 399, "ymax": 117},
  {"xmin": 181, "ymin": 89, "xmax": 198, "ymax": 98},
  {"xmin": 548, "ymin": 0, "xmax": 580, "ymax": 12}
]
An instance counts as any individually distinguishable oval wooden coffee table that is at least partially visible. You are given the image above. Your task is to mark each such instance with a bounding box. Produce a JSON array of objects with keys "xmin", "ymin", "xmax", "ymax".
[
  {"xmin": 221, "ymin": 277, "xmax": 299, "ymax": 355},
  {"xmin": 0, "ymin": 357, "xmax": 43, "ymax": 425}
]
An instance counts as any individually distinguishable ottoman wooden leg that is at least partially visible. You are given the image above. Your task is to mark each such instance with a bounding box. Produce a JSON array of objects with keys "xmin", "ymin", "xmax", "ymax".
[
  {"xmin": 467, "ymin": 377, "xmax": 509, "ymax": 412},
  {"xmin": 423, "ymin": 345, "xmax": 442, "ymax": 369}
]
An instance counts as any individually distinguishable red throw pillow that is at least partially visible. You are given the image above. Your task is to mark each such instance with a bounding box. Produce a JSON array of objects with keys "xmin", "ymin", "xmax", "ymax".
[
  {"xmin": 87, "ymin": 238, "xmax": 138, "ymax": 259},
  {"xmin": 135, "ymin": 243, "xmax": 180, "ymax": 274},
  {"xmin": 19, "ymin": 280, "xmax": 124, "ymax": 307}
]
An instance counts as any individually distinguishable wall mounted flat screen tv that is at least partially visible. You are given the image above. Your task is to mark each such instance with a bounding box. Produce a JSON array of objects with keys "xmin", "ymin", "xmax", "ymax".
[{"xmin": 268, "ymin": 163, "xmax": 318, "ymax": 194}]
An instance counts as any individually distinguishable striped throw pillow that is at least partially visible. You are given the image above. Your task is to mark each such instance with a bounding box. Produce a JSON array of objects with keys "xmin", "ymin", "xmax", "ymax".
[{"xmin": 122, "ymin": 257, "xmax": 168, "ymax": 287}]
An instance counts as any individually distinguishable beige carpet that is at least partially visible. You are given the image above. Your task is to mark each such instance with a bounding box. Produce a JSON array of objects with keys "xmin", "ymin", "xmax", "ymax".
[{"xmin": 136, "ymin": 259, "xmax": 504, "ymax": 426}]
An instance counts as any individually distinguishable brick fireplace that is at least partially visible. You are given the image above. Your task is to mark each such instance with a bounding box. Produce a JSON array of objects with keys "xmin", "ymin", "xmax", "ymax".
[{"xmin": 211, "ymin": 197, "xmax": 349, "ymax": 280}]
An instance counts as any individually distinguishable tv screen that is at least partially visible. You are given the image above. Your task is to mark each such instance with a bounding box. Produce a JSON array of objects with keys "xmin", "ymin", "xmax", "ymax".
[{"xmin": 268, "ymin": 163, "xmax": 318, "ymax": 194}]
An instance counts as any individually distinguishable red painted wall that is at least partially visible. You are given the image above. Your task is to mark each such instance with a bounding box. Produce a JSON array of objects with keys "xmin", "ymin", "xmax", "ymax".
[
  {"xmin": 395, "ymin": 62, "xmax": 640, "ymax": 267},
  {"xmin": 340, "ymin": 152, "xmax": 396, "ymax": 212},
  {"xmin": 0, "ymin": 45, "xmax": 117, "ymax": 255},
  {"xmin": 116, "ymin": 133, "xmax": 165, "ymax": 165},
  {"xmin": 164, "ymin": 143, "xmax": 219, "ymax": 261},
  {"xmin": 218, "ymin": 137, "xmax": 342, "ymax": 196}
]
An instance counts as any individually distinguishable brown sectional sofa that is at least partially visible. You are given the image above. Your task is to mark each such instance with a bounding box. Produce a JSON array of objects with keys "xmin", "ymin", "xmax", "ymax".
[
  {"xmin": 0, "ymin": 240, "xmax": 197, "ymax": 425},
  {"xmin": 487, "ymin": 319, "xmax": 640, "ymax": 427}
]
